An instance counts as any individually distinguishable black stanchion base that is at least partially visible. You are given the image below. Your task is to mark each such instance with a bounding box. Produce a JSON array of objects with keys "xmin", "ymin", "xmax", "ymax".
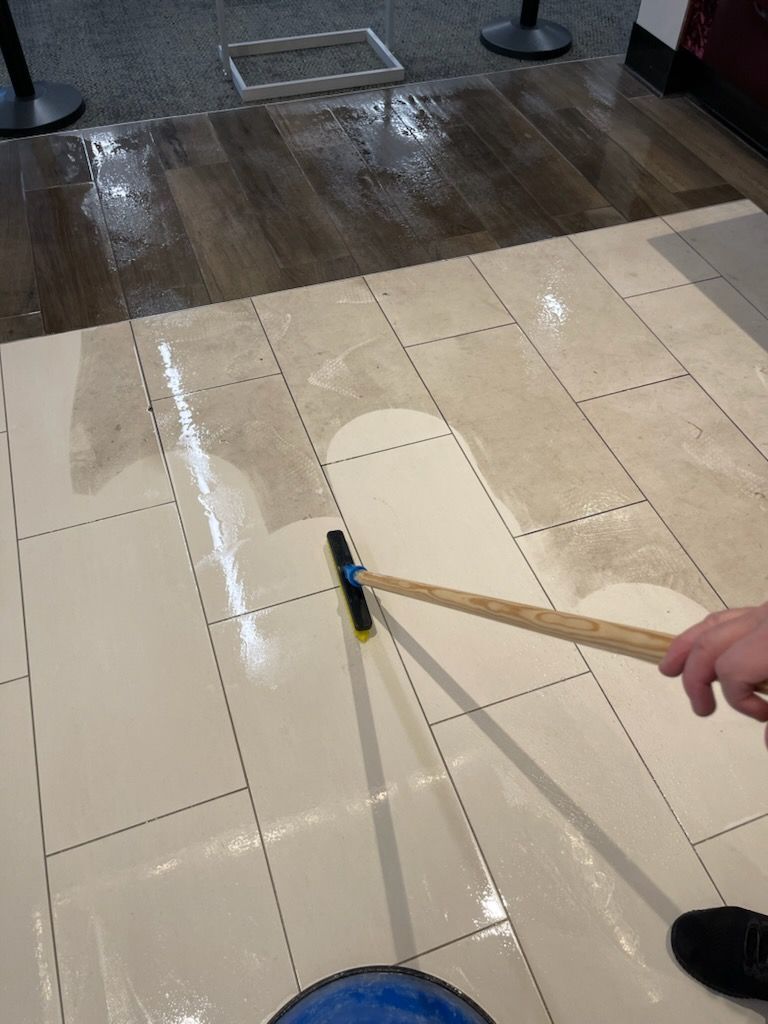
[
  {"xmin": 480, "ymin": 18, "xmax": 572, "ymax": 59},
  {"xmin": 0, "ymin": 80, "xmax": 85, "ymax": 137}
]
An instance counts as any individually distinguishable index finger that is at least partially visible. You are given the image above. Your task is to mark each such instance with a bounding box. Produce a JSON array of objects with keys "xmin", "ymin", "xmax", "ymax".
[{"xmin": 659, "ymin": 609, "xmax": 749, "ymax": 677}]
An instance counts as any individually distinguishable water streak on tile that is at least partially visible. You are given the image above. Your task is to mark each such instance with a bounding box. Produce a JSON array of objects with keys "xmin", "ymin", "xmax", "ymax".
[
  {"xmin": 0, "ymin": 680, "xmax": 61, "ymax": 1024},
  {"xmin": 213, "ymin": 588, "xmax": 504, "ymax": 983},
  {"xmin": 408, "ymin": 923, "xmax": 550, "ymax": 1024},
  {"xmin": 21, "ymin": 505, "xmax": 245, "ymax": 852},
  {"xmin": 2, "ymin": 322, "xmax": 171, "ymax": 536},
  {"xmin": 85, "ymin": 125, "xmax": 209, "ymax": 318},
  {"xmin": 256, "ymin": 277, "xmax": 446, "ymax": 462},
  {"xmin": 327, "ymin": 435, "xmax": 584, "ymax": 721},
  {"xmin": 519, "ymin": 503, "xmax": 768, "ymax": 842},
  {"xmin": 0, "ymin": 436, "xmax": 26, "ymax": 683},
  {"xmin": 49, "ymin": 792, "xmax": 296, "ymax": 1024},
  {"xmin": 435, "ymin": 676, "xmax": 754, "ymax": 1023},
  {"xmin": 133, "ymin": 298, "xmax": 278, "ymax": 399},
  {"xmin": 156, "ymin": 375, "xmax": 342, "ymax": 620},
  {"xmin": 472, "ymin": 237, "xmax": 682, "ymax": 400}
]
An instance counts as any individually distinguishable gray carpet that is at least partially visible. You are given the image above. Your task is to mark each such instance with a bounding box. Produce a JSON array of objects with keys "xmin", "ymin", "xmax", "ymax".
[{"xmin": 4, "ymin": 0, "xmax": 640, "ymax": 129}]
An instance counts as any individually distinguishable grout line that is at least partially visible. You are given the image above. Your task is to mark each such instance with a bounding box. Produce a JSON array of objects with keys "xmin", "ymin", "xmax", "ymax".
[
  {"xmin": 18, "ymin": 500, "xmax": 177, "ymax": 542},
  {"xmin": 479, "ymin": 74, "xmax": 618, "ymax": 218},
  {"xmin": 583, "ymin": 666, "xmax": 729, "ymax": 906},
  {"xmin": 0, "ymin": 674, "xmax": 28, "ymax": 687},
  {"xmin": 694, "ymin": 810, "xmax": 768, "ymax": 848},
  {"xmin": 249, "ymin": 298, "xmax": 338, "ymax": 492},
  {"xmin": 574, "ymin": 236, "xmax": 768, "ymax": 467},
  {"xmin": 84, "ymin": 128, "xmax": 214, "ymax": 317},
  {"xmin": 210, "ymin": 111, "xmax": 353, "ymax": 270},
  {"xmin": 465, "ymin": 238, "xmax": 741, "ymax": 894},
  {"xmin": 622, "ymin": 275, "xmax": 720, "ymax": 300},
  {"xmin": 22, "ymin": 180, "xmax": 94, "ymax": 193},
  {"xmin": 0, "ymin": 427, "xmax": 67, "ymax": 1023},
  {"xmin": 256, "ymin": 274, "xmax": 550, "ymax": 1006},
  {"xmin": 360, "ymin": 276, "xmax": 593, "ymax": 674},
  {"xmin": 46, "ymin": 787, "xmax": 250, "ymax": 858},
  {"xmin": 359, "ymin": 274, "xmax": 593, "ymax": 1018},
  {"xmin": 514, "ymin": 500, "xmax": 647, "ymax": 539},
  {"xmin": 128, "ymin": 319, "xmax": 302, "ymax": 991},
  {"xmin": 368, "ymin": 594, "xmax": 554, "ymax": 1024},
  {"xmin": 469, "ymin": 247, "xmax": 731, "ymax": 609},
  {"xmin": 622, "ymin": 281, "xmax": 768, "ymax": 469},
  {"xmin": 353, "ymin": 80, "xmax": 561, "ymax": 254},
  {"xmin": 576, "ymin": 374, "xmax": 690, "ymax": 405},
  {"xmin": 443, "ymin": 255, "xmax": 736, "ymax": 898},
  {"xmin": 146, "ymin": 370, "xmax": 284, "ymax": 407},
  {"xmin": 395, "ymin": 320, "xmax": 516, "ymax": 350},
  {"xmin": 429, "ymin": 672, "xmax": 591, "ymax": 726},
  {"xmin": 207, "ymin": 585, "xmax": 338, "ymax": 627},
  {"xmin": 17, "ymin": 165, "xmax": 49, "ymax": 337},
  {"xmin": 397, "ymin": 919, "xmax": 512, "ymax": 965},
  {"xmin": 74, "ymin": 146, "xmax": 132, "ymax": 323},
  {"xmin": 322, "ymin": 431, "xmax": 452, "ymax": 467},
  {"xmin": 575, "ymin": 411, "xmax": 729, "ymax": 606}
]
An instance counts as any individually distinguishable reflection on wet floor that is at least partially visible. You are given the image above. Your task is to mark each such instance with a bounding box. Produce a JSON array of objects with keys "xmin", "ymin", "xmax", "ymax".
[{"xmin": 1, "ymin": 200, "xmax": 767, "ymax": 1024}]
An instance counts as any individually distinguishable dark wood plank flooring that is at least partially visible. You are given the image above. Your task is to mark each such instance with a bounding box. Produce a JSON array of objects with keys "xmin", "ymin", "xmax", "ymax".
[{"xmin": 1, "ymin": 56, "xmax": 766, "ymax": 341}]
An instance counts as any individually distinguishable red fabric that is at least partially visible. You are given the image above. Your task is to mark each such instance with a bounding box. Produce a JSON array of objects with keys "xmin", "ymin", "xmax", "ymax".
[{"xmin": 681, "ymin": 0, "xmax": 768, "ymax": 106}]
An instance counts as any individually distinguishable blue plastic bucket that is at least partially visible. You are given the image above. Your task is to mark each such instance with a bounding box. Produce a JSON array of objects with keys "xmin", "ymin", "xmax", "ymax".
[{"xmin": 269, "ymin": 966, "xmax": 496, "ymax": 1023}]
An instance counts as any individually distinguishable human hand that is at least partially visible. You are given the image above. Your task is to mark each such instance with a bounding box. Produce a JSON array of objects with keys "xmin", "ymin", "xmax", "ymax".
[{"xmin": 659, "ymin": 604, "xmax": 768, "ymax": 745}]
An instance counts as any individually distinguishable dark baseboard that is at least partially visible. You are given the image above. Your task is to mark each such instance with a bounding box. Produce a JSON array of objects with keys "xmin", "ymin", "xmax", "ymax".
[
  {"xmin": 625, "ymin": 20, "xmax": 768, "ymax": 157},
  {"xmin": 624, "ymin": 22, "xmax": 688, "ymax": 94}
]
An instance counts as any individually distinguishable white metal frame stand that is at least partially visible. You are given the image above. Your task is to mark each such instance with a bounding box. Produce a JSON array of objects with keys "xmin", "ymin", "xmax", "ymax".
[{"xmin": 215, "ymin": 0, "xmax": 404, "ymax": 102}]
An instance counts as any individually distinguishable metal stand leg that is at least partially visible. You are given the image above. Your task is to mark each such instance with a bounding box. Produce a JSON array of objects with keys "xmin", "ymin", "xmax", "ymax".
[
  {"xmin": 0, "ymin": 0, "xmax": 84, "ymax": 137},
  {"xmin": 480, "ymin": 0, "xmax": 572, "ymax": 60}
]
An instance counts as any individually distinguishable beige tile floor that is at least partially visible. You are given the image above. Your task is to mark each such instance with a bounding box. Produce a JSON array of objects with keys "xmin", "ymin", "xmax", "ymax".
[{"xmin": 1, "ymin": 199, "xmax": 767, "ymax": 1024}]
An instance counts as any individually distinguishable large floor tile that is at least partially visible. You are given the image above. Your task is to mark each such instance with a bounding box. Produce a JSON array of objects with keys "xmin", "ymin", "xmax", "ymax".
[
  {"xmin": 435, "ymin": 676, "xmax": 755, "ymax": 1023},
  {"xmin": 697, "ymin": 816, "xmax": 768, "ymax": 916},
  {"xmin": 21, "ymin": 505, "xmax": 244, "ymax": 852},
  {"xmin": 664, "ymin": 200, "xmax": 768, "ymax": 316},
  {"xmin": 213, "ymin": 588, "xmax": 504, "ymax": 983},
  {"xmin": 255, "ymin": 278, "xmax": 447, "ymax": 463},
  {"xmin": 519, "ymin": 503, "xmax": 768, "ymax": 842},
  {"xmin": 0, "ymin": 680, "xmax": 61, "ymax": 1024},
  {"xmin": 133, "ymin": 298, "xmax": 278, "ymax": 400},
  {"xmin": 326, "ymin": 436, "xmax": 584, "ymax": 722},
  {"xmin": 410, "ymin": 325, "xmax": 639, "ymax": 534},
  {"xmin": 366, "ymin": 257, "xmax": 512, "ymax": 346},
  {"xmin": 49, "ymin": 792, "xmax": 296, "ymax": 1024},
  {"xmin": 583, "ymin": 377, "xmax": 768, "ymax": 607},
  {"xmin": 629, "ymin": 278, "xmax": 768, "ymax": 458},
  {"xmin": 155, "ymin": 375, "xmax": 343, "ymax": 622},
  {"xmin": 0, "ymin": 358, "xmax": 5, "ymax": 431},
  {"xmin": 570, "ymin": 217, "xmax": 715, "ymax": 297},
  {"xmin": 0, "ymin": 436, "xmax": 26, "ymax": 683},
  {"xmin": 407, "ymin": 923, "xmax": 550, "ymax": 1024},
  {"xmin": 1, "ymin": 322, "xmax": 171, "ymax": 536},
  {"xmin": 472, "ymin": 238, "xmax": 683, "ymax": 400}
]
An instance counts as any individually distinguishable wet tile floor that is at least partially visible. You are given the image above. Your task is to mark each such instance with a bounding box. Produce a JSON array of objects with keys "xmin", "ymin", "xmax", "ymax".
[{"xmin": 1, "ymin": 198, "xmax": 767, "ymax": 1024}]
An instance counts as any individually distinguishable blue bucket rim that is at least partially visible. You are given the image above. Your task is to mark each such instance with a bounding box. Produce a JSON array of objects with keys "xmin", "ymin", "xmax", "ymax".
[{"xmin": 268, "ymin": 964, "xmax": 496, "ymax": 1023}]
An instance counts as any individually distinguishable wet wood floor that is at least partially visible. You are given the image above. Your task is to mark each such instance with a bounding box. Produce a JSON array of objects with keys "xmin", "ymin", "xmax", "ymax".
[{"xmin": 1, "ymin": 56, "xmax": 767, "ymax": 341}]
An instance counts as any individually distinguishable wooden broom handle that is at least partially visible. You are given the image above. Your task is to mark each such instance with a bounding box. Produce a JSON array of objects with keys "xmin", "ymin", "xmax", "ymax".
[{"xmin": 357, "ymin": 570, "xmax": 768, "ymax": 693}]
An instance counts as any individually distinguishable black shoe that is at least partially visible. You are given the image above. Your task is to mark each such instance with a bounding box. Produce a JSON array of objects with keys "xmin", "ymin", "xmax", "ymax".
[{"xmin": 671, "ymin": 907, "xmax": 768, "ymax": 1000}]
